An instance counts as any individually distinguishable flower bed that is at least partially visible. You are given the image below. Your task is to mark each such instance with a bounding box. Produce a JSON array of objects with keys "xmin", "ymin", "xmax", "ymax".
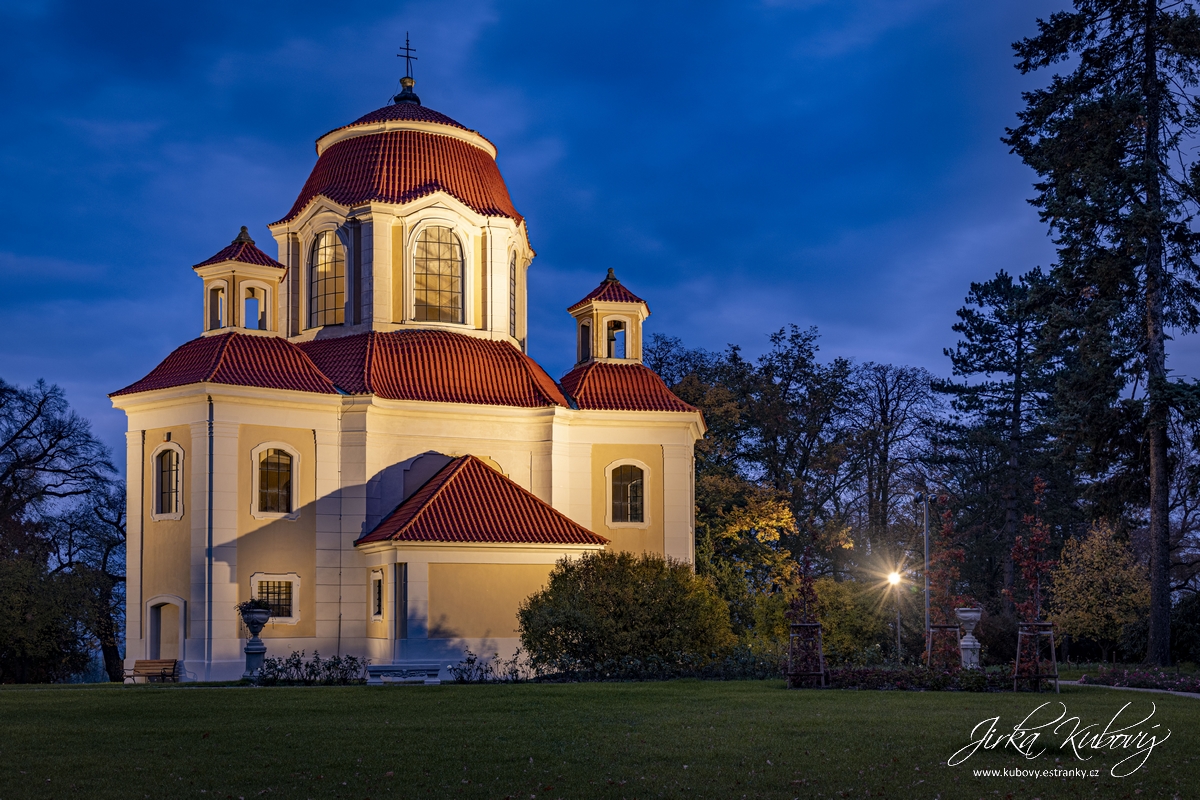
[{"xmin": 1077, "ymin": 668, "xmax": 1200, "ymax": 694}]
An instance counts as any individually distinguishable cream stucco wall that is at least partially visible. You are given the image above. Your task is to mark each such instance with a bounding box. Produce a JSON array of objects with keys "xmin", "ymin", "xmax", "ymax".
[
  {"xmin": 427, "ymin": 563, "xmax": 553, "ymax": 639},
  {"xmin": 236, "ymin": 424, "xmax": 318, "ymax": 638},
  {"xmin": 590, "ymin": 443, "xmax": 665, "ymax": 555},
  {"xmin": 141, "ymin": 426, "xmax": 192, "ymax": 654}
]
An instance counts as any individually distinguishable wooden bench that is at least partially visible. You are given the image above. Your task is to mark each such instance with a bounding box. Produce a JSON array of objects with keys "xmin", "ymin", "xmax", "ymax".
[{"xmin": 123, "ymin": 659, "xmax": 180, "ymax": 684}]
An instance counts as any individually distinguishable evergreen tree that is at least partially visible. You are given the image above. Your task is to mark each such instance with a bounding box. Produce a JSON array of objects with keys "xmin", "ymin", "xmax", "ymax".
[
  {"xmin": 1004, "ymin": 0, "xmax": 1200, "ymax": 665},
  {"xmin": 936, "ymin": 269, "xmax": 1053, "ymax": 605}
]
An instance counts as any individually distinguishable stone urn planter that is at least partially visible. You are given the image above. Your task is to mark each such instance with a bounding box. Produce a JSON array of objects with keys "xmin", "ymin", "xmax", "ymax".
[
  {"xmin": 237, "ymin": 601, "xmax": 273, "ymax": 679},
  {"xmin": 955, "ymin": 607, "xmax": 984, "ymax": 670}
]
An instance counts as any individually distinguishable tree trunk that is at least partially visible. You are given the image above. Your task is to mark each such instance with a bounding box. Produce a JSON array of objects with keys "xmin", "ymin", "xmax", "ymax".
[{"xmin": 1143, "ymin": 0, "xmax": 1173, "ymax": 668}]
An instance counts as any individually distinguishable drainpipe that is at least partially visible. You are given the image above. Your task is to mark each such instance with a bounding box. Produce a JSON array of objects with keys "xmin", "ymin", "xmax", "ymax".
[{"xmin": 205, "ymin": 395, "xmax": 214, "ymax": 681}]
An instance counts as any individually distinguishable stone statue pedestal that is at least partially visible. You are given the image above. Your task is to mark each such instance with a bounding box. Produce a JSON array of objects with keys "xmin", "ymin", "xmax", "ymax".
[{"xmin": 955, "ymin": 607, "xmax": 983, "ymax": 670}]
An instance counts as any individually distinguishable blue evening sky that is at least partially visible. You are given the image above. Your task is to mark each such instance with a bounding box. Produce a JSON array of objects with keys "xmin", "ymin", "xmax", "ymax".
[{"xmin": 2, "ymin": 0, "xmax": 1190, "ymax": 461}]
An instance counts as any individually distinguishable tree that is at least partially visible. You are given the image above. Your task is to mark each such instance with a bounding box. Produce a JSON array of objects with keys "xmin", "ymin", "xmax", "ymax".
[
  {"xmin": 846, "ymin": 362, "xmax": 936, "ymax": 559},
  {"xmin": 1005, "ymin": 1, "xmax": 1200, "ymax": 665},
  {"xmin": 0, "ymin": 379, "xmax": 118, "ymax": 683},
  {"xmin": 45, "ymin": 483, "xmax": 126, "ymax": 681},
  {"xmin": 1049, "ymin": 523, "xmax": 1150, "ymax": 662},
  {"xmin": 936, "ymin": 269, "xmax": 1053, "ymax": 604},
  {"xmin": 517, "ymin": 551, "xmax": 735, "ymax": 672}
]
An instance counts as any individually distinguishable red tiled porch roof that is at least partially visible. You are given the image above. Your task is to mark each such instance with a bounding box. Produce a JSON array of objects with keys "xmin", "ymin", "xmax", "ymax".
[
  {"xmin": 559, "ymin": 361, "xmax": 696, "ymax": 412},
  {"xmin": 357, "ymin": 455, "xmax": 608, "ymax": 546}
]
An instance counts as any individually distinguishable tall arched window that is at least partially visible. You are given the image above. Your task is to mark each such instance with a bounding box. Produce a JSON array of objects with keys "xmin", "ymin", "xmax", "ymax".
[
  {"xmin": 309, "ymin": 231, "xmax": 344, "ymax": 328},
  {"xmin": 156, "ymin": 449, "xmax": 179, "ymax": 515},
  {"xmin": 414, "ymin": 226, "xmax": 463, "ymax": 323},
  {"xmin": 611, "ymin": 464, "xmax": 644, "ymax": 523},
  {"xmin": 509, "ymin": 253, "xmax": 517, "ymax": 337},
  {"xmin": 258, "ymin": 449, "xmax": 293, "ymax": 514}
]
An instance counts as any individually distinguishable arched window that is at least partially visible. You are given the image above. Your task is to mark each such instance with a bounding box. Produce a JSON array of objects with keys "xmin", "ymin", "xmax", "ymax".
[
  {"xmin": 208, "ymin": 285, "xmax": 226, "ymax": 330},
  {"xmin": 579, "ymin": 320, "xmax": 592, "ymax": 362},
  {"xmin": 309, "ymin": 231, "xmax": 345, "ymax": 328},
  {"xmin": 607, "ymin": 320, "xmax": 627, "ymax": 358},
  {"xmin": 258, "ymin": 449, "xmax": 293, "ymax": 514},
  {"xmin": 611, "ymin": 464, "xmax": 644, "ymax": 523},
  {"xmin": 509, "ymin": 253, "xmax": 517, "ymax": 337},
  {"xmin": 244, "ymin": 286, "xmax": 266, "ymax": 330},
  {"xmin": 414, "ymin": 226, "xmax": 463, "ymax": 323},
  {"xmin": 156, "ymin": 448, "xmax": 179, "ymax": 515}
]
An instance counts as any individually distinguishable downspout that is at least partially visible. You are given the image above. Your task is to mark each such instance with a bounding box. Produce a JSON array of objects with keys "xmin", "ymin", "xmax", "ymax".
[
  {"xmin": 205, "ymin": 395, "xmax": 214, "ymax": 681},
  {"xmin": 139, "ymin": 431, "xmax": 146, "ymax": 645}
]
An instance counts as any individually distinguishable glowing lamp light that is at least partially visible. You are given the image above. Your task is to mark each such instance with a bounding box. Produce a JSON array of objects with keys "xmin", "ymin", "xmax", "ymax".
[{"xmin": 887, "ymin": 572, "xmax": 901, "ymax": 586}]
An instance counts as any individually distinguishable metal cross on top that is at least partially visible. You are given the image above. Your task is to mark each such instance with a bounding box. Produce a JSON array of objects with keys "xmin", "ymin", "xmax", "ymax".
[{"xmin": 397, "ymin": 33, "xmax": 418, "ymax": 78}]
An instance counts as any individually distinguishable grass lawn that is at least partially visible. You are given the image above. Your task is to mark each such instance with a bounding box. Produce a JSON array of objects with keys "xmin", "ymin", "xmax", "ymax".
[{"xmin": 1, "ymin": 681, "xmax": 1196, "ymax": 799}]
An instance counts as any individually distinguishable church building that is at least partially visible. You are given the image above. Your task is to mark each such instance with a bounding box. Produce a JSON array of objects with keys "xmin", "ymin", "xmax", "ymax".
[{"xmin": 110, "ymin": 73, "xmax": 705, "ymax": 681}]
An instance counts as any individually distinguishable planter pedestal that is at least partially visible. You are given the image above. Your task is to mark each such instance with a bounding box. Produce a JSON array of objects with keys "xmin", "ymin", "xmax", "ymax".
[
  {"xmin": 240, "ymin": 608, "xmax": 272, "ymax": 679},
  {"xmin": 955, "ymin": 607, "xmax": 983, "ymax": 670}
]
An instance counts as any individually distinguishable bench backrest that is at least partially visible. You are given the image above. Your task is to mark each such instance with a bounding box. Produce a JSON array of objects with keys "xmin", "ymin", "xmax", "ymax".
[{"xmin": 131, "ymin": 659, "xmax": 178, "ymax": 675}]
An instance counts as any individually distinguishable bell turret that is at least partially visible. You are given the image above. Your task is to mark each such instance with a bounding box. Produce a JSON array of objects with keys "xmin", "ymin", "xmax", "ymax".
[{"xmin": 566, "ymin": 269, "xmax": 650, "ymax": 365}]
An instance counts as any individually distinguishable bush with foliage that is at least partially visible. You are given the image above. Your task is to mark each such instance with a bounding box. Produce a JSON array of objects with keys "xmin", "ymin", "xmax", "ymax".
[
  {"xmin": 257, "ymin": 650, "xmax": 367, "ymax": 685},
  {"xmin": 812, "ymin": 577, "xmax": 888, "ymax": 666},
  {"xmin": 517, "ymin": 551, "xmax": 736, "ymax": 673},
  {"xmin": 1048, "ymin": 524, "xmax": 1150, "ymax": 662}
]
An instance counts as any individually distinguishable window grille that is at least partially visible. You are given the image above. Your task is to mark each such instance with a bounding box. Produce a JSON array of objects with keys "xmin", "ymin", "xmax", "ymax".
[
  {"xmin": 509, "ymin": 253, "xmax": 517, "ymax": 337},
  {"xmin": 258, "ymin": 581, "xmax": 293, "ymax": 618},
  {"xmin": 258, "ymin": 449, "xmax": 292, "ymax": 514},
  {"xmin": 414, "ymin": 226, "xmax": 463, "ymax": 322},
  {"xmin": 612, "ymin": 464, "xmax": 644, "ymax": 523},
  {"xmin": 157, "ymin": 449, "xmax": 179, "ymax": 515},
  {"xmin": 309, "ymin": 231, "xmax": 345, "ymax": 327},
  {"xmin": 372, "ymin": 576, "xmax": 383, "ymax": 618}
]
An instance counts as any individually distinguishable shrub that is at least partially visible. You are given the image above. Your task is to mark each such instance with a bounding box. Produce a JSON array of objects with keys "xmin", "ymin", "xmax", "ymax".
[
  {"xmin": 517, "ymin": 551, "xmax": 736, "ymax": 673},
  {"xmin": 257, "ymin": 650, "xmax": 367, "ymax": 686},
  {"xmin": 1078, "ymin": 667, "xmax": 1200, "ymax": 694},
  {"xmin": 450, "ymin": 645, "xmax": 782, "ymax": 683},
  {"xmin": 813, "ymin": 577, "xmax": 888, "ymax": 666}
]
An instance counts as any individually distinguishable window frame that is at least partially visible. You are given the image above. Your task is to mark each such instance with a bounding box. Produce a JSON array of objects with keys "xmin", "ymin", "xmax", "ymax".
[
  {"xmin": 509, "ymin": 252, "xmax": 517, "ymax": 338},
  {"xmin": 150, "ymin": 442, "xmax": 185, "ymax": 522},
  {"xmin": 412, "ymin": 223, "xmax": 465, "ymax": 324},
  {"xmin": 249, "ymin": 572, "xmax": 301, "ymax": 625},
  {"xmin": 602, "ymin": 315, "xmax": 632, "ymax": 360},
  {"xmin": 250, "ymin": 442, "xmax": 301, "ymax": 521},
  {"xmin": 205, "ymin": 279, "xmax": 229, "ymax": 331},
  {"xmin": 307, "ymin": 229, "xmax": 345, "ymax": 329},
  {"xmin": 239, "ymin": 279, "xmax": 273, "ymax": 331},
  {"xmin": 604, "ymin": 459, "xmax": 651, "ymax": 529},
  {"xmin": 369, "ymin": 568, "xmax": 385, "ymax": 622}
]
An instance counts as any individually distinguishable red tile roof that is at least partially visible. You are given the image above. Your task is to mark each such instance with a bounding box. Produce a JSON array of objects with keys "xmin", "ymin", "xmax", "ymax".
[
  {"xmin": 275, "ymin": 130, "xmax": 521, "ymax": 225},
  {"xmin": 298, "ymin": 330, "xmax": 571, "ymax": 408},
  {"xmin": 110, "ymin": 332, "xmax": 338, "ymax": 397},
  {"xmin": 357, "ymin": 455, "xmax": 607, "ymax": 546},
  {"xmin": 560, "ymin": 362, "xmax": 696, "ymax": 412},
  {"xmin": 194, "ymin": 227, "xmax": 284, "ymax": 270},
  {"xmin": 568, "ymin": 269, "xmax": 648, "ymax": 313},
  {"xmin": 324, "ymin": 101, "xmax": 470, "ymax": 139}
]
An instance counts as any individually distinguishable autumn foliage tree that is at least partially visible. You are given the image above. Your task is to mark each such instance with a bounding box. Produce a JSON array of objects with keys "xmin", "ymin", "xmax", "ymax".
[{"xmin": 1049, "ymin": 523, "xmax": 1150, "ymax": 663}]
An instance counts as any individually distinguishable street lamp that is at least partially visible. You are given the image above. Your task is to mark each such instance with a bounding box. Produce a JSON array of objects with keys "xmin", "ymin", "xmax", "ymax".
[
  {"xmin": 888, "ymin": 571, "xmax": 902, "ymax": 662},
  {"xmin": 913, "ymin": 492, "xmax": 936, "ymax": 651}
]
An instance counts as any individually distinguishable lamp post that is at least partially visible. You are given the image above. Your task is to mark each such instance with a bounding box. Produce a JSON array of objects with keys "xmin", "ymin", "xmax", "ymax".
[
  {"xmin": 888, "ymin": 571, "xmax": 902, "ymax": 662},
  {"xmin": 913, "ymin": 492, "xmax": 934, "ymax": 647}
]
